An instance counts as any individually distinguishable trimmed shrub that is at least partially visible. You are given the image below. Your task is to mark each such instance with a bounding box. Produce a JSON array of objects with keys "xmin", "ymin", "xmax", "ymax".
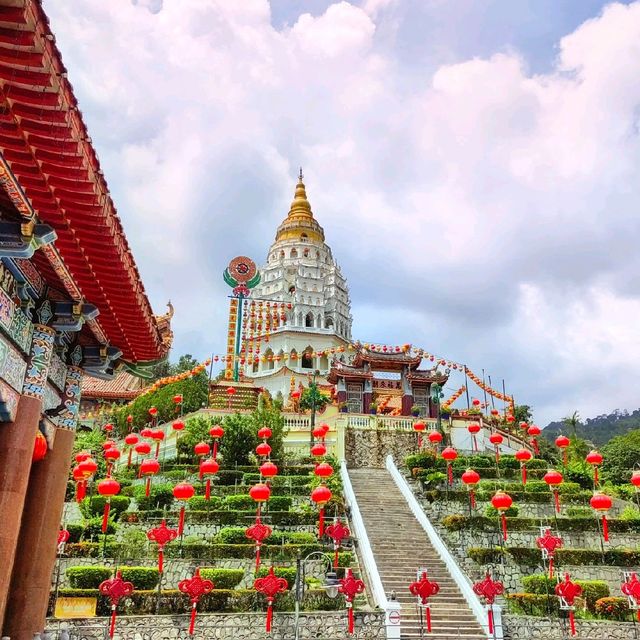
[
  {"xmin": 222, "ymin": 495, "xmax": 255, "ymax": 511},
  {"xmin": 199, "ymin": 568, "xmax": 244, "ymax": 589},
  {"xmin": 522, "ymin": 574, "xmax": 609, "ymax": 612},
  {"xmin": 215, "ymin": 527, "xmax": 251, "ymax": 545},
  {"xmin": 566, "ymin": 506, "xmax": 592, "ymax": 518},
  {"xmin": 256, "ymin": 566, "xmax": 297, "ymax": 590},
  {"xmin": 66, "ymin": 523, "xmax": 84, "ymax": 543},
  {"xmin": 485, "ymin": 504, "xmax": 519, "ymax": 518},
  {"xmin": 83, "ymin": 516, "xmax": 116, "ymax": 538},
  {"xmin": 595, "ymin": 597, "xmax": 630, "ymax": 621},
  {"xmin": 468, "ymin": 547, "xmax": 506, "ymax": 564},
  {"xmin": 268, "ymin": 496, "xmax": 293, "ymax": 511},
  {"xmin": 120, "ymin": 566, "xmax": 159, "ymax": 590},
  {"xmin": 66, "ymin": 566, "xmax": 112, "ymax": 589},
  {"xmin": 506, "ymin": 593, "xmax": 559, "ymax": 616},
  {"xmin": 80, "ymin": 495, "xmax": 131, "ymax": 520},
  {"xmin": 133, "ymin": 483, "xmax": 175, "ymax": 511},
  {"xmin": 522, "ymin": 574, "xmax": 556, "ymax": 595},
  {"xmin": 188, "ymin": 496, "xmax": 223, "ymax": 510}
]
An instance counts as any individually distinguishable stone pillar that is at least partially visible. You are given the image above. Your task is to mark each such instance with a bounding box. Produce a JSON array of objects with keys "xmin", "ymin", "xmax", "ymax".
[
  {"xmin": 0, "ymin": 325, "xmax": 55, "ymax": 629},
  {"xmin": 4, "ymin": 367, "xmax": 82, "ymax": 639}
]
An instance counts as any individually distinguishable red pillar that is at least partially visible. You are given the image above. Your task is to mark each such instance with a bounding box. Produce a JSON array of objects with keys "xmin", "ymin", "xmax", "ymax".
[
  {"xmin": 0, "ymin": 324, "xmax": 55, "ymax": 630},
  {"xmin": 4, "ymin": 367, "xmax": 82, "ymax": 639}
]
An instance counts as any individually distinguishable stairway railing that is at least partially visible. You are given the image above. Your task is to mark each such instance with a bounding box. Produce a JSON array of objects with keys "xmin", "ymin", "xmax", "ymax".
[
  {"xmin": 340, "ymin": 461, "xmax": 402, "ymax": 640},
  {"xmin": 386, "ymin": 454, "xmax": 504, "ymax": 640}
]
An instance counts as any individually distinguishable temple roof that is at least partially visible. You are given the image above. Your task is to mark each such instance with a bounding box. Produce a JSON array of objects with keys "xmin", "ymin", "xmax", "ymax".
[
  {"xmin": 0, "ymin": 0, "xmax": 168, "ymax": 363},
  {"xmin": 275, "ymin": 171, "xmax": 325, "ymax": 244},
  {"xmin": 327, "ymin": 361, "xmax": 373, "ymax": 384},
  {"xmin": 82, "ymin": 370, "xmax": 146, "ymax": 400},
  {"xmin": 352, "ymin": 346, "xmax": 423, "ymax": 371}
]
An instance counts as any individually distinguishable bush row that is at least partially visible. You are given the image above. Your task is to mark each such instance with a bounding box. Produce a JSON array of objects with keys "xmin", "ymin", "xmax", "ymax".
[
  {"xmin": 66, "ymin": 566, "xmax": 159, "ymax": 590},
  {"xmin": 122, "ymin": 509, "xmax": 317, "ymax": 526},
  {"xmin": 522, "ymin": 574, "xmax": 609, "ymax": 611},
  {"xmin": 406, "ymin": 453, "xmax": 549, "ymax": 471},
  {"xmin": 441, "ymin": 515, "xmax": 640, "ymax": 533},
  {"xmin": 423, "ymin": 489, "xmax": 593, "ymax": 505},
  {"xmin": 468, "ymin": 546, "xmax": 640, "ymax": 567}
]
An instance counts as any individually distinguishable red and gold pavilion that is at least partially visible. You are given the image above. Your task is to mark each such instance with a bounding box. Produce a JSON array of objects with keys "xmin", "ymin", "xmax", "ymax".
[
  {"xmin": 328, "ymin": 344, "xmax": 448, "ymax": 416},
  {"xmin": 0, "ymin": 1, "xmax": 170, "ymax": 637}
]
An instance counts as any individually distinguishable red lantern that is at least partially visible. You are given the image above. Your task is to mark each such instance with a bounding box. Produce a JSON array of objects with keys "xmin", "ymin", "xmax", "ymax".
[
  {"xmin": 515, "ymin": 448, "xmax": 532, "ymax": 485},
  {"xmin": 312, "ymin": 425, "xmax": 326, "ymax": 439},
  {"xmin": 226, "ymin": 386, "xmax": 236, "ymax": 394},
  {"xmin": 519, "ymin": 421, "xmax": 528, "ymax": 430},
  {"xmin": 428, "ymin": 431, "xmax": 443, "ymax": 448},
  {"xmin": 104, "ymin": 423, "xmax": 114, "ymax": 433},
  {"xmin": 491, "ymin": 490, "xmax": 513, "ymax": 541},
  {"xmin": 527, "ymin": 424, "xmax": 541, "ymax": 455},
  {"xmin": 409, "ymin": 570, "xmax": 439, "ymax": 633},
  {"xmin": 468, "ymin": 422, "xmax": 480, "ymax": 452},
  {"xmin": 124, "ymin": 433, "xmax": 138, "ymax": 445},
  {"xmin": 543, "ymin": 469, "xmax": 564, "ymax": 514},
  {"xmin": 555, "ymin": 435, "xmax": 570, "ymax": 466},
  {"xmin": 173, "ymin": 394, "xmax": 183, "ymax": 404},
  {"xmin": 135, "ymin": 442, "xmax": 152, "ymax": 457},
  {"xmin": 147, "ymin": 519, "xmax": 178, "ymax": 573},
  {"xmin": 258, "ymin": 427, "xmax": 272, "ymax": 440},
  {"xmin": 250, "ymin": 483, "xmax": 271, "ymax": 504},
  {"xmin": 536, "ymin": 528, "xmax": 563, "ymax": 579},
  {"xmin": 97, "ymin": 477, "xmax": 120, "ymax": 533},
  {"xmin": 104, "ymin": 447, "xmax": 121, "ymax": 474},
  {"xmin": 338, "ymin": 569, "xmax": 366, "ymax": 634},
  {"xmin": 126, "ymin": 414, "xmax": 133, "ymax": 425},
  {"xmin": 256, "ymin": 442, "xmax": 272, "ymax": 458},
  {"xmin": 148, "ymin": 406, "xmax": 158, "ymax": 417},
  {"xmin": 489, "ymin": 432, "xmax": 503, "ymax": 462},
  {"xmin": 319, "ymin": 422, "xmax": 330, "ymax": 436},
  {"xmin": 325, "ymin": 518, "xmax": 350, "ymax": 568},
  {"xmin": 209, "ymin": 424, "xmax": 224, "ymax": 459},
  {"xmin": 491, "ymin": 409, "xmax": 500, "ymax": 416},
  {"xmin": 590, "ymin": 492, "xmax": 612, "ymax": 542},
  {"xmin": 173, "ymin": 420, "xmax": 185, "ymax": 431},
  {"xmin": 140, "ymin": 458, "xmax": 160, "ymax": 497},
  {"xmin": 194, "ymin": 441, "xmax": 211, "ymax": 457},
  {"xmin": 102, "ymin": 440, "xmax": 116, "ymax": 451},
  {"xmin": 461, "ymin": 468, "xmax": 480, "ymax": 509},
  {"xmin": 200, "ymin": 457, "xmax": 219, "ymax": 500},
  {"xmin": 246, "ymin": 516, "xmax": 273, "ymax": 572},
  {"xmin": 140, "ymin": 427, "xmax": 154, "ymax": 439},
  {"xmin": 99, "ymin": 571, "xmax": 134, "ymax": 638},
  {"xmin": 310, "ymin": 442, "xmax": 326, "ymax": 458},
  {"xmin": 413, "ymin": 420, "xmax": 426, "ymax": 447},
  {"xmin": 631, "ymin": 470, "xmax": 640, "ymax": 490},
  {"xmin": 179, "ymin": 568, "xmax": 214, "ymax": 635},
  {"xmin": 472, "ymin": 572, "xmax": 504, "ymax": 635},
  {"xmin": 314, "ymin": 462, "xmax": 334, "ymax": 479},
  {"xmin": 586, "ymin": 450, "xmax": 603, "ymax": 486},
  {"xmin": 260, "ymin": 461, "xmax": 278, "ymax": 478},
  {"xmin": 555, "ymin": 573, "xmax": 582, "ymax": 636},
  {"xmin": 32, "ymin": 432, "xmax": 47, "ymax": 462},
  {"xmin": 254, "ymin": 566, "xmax": 288, "ymax": 632},
  {"xmin": 441, "ymin": 447, "xmax": 458, "ymax": 485},
  {"xmin": 472, "ymin": 398, "xmax": 481, "ymax": 407},
  {"xmin": 173, "ymin": 482, "xmax": 195, "ymax": 535},
  {"xmin": 75, "ymin": 451, "xmax": 90, "ymax": 463},
  {"xmin": 311, "ymin": 485, "xmax": 332, "ymax": 536}
]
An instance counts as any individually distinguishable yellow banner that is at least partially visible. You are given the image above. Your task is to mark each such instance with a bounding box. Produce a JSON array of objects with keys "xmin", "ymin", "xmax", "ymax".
[{"xmin": 54, "ymin": 597, "xmax": 97, "ymax": 618}]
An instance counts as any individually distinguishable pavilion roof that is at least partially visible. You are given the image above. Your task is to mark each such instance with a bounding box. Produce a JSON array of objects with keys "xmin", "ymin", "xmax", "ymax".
[
  {"xmin": 82, "ymin": 370, "xmax": 146, "ymax": 401},
  {"xmin": 352, "ymin": 346, "xmax": 422, "ymax": 370},
  {"xmin": 0, "ymin": 0, "xmax": 166, "ymax": 363}
]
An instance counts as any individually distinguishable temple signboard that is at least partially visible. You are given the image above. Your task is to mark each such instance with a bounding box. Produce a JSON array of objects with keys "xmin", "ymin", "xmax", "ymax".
[{"xmin": 54, "ymin": 597, "xmax": 97, "ymax": 619}]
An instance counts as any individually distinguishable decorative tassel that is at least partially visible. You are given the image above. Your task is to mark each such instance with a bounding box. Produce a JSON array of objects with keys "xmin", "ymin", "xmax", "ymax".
[
  {"xmin": 531, "ymin": 438, "xmax": 539, "ymax": 455},
  {"xmin": 156, "ymin": 441, "xmax": 160, "ymax": 459},
  {"xmin": 127, "ymin": 449, "xmax": 132, "ymax": 467},
  {"xmin": 255, "ymin": 544, "xmax": 261, "ymax": 573},
  {"xmin": 425, "ymin": 604, "xmax": 431, "ymax": 633},
  {"xmin": 602, "ymin": 515, "xmax": 609, "ymax": 542},
  {"xmin": 189, "ymin": 602, "xmax": 197, "ymax": 635},
  {"xmin": 487, "ymin": 607, "xmax": 494, "ymax": 635},
  {"xmin": 145, "ymin": 477, "xmax": 151, "ymax": 497},
  {"xmin": 348, "ymin": 602, "xmax": 354, "ymax": 634},
  {"xmin": 417, "ymin": 435, "xmax": 422, "ymax": 449},
  {"xmin": 594, "ymin": 467, "xmax": 599, "ymax": 485},
  {"xmin": 548, "ymin": 557, "xmax": 554, "ymax": 580},
  {"xmin": 569, "ymin": 610, "xmax": 576, "ymax": 636},
  {"xmin": 158, "ymin": 549, "xmax": 164, "ymax": 574},
  {"xmin": 205, "ymin": 479, "xmax": 211, "ymax": 500},
  {"xmin": 447, "ymin": 463, "xmax": 453, "ymax": 486},
  {"xmin": 521, "ymin": 464, "xmax": 527, "ymax": 485},
  {"xmin": 213, "ymin": 440, "xmax": 218, "ymax": 460},
  {"xmin": 501, "ymin": 513, "xmax": 508, "ymax": 541},
  {"xmin": 553, "ymin": 490, "xmax": 561, "ymax": 514},
  {"xmin": 318, "ymin": 507, "xmax": 325, "ymax": 537},
  {"xmin": 470, "ymin": 490, "xmax": 476, "ymax": 509},
  {"xmin": 472, "ymin": 435, "xmax": 477, "ymax": 453},
  {"xmin": 266, "ymin": 599, "xmax": 274, "ymax": 632},
  {"xmin": 334, "ymin": 545, "xmax": 339, "ymax": 569},
  {"xmin": 178, "ymin": 506, "xmax": 186, "ymax": 536},
  {"xmin": 101, "ymin": 500, "xmax": 111, "ymax": 533},
  {"xmin": 563, "ymin": 450, "xmax": 568, "ymax": 467},
  {"xmin": 494, "ymin": 447, "xmax": 500, "ymax": 463},
  {"xmin": 109, "ymin": 605, "xmax": 117, "ymax": 638},
  {"xmin": 77, "ymin": 481, "xmax": 86, "ymax": 503}
]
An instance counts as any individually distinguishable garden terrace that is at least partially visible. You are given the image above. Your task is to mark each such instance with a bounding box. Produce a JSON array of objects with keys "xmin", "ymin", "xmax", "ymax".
[{"xmin": 405, "ymin": 450, "xmax": 640, "ymax": 627}]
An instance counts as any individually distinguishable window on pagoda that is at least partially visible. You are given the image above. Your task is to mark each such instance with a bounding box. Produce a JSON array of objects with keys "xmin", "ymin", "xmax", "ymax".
[
  {"xmin": 291, "ymin": 248, "xmax": 298, "ymax": 258},
  {"xmin": 301, "ymin": 349, "xmax": 313, "ymax": 369},
  {"xmin": 347, "ymin": 383, "xmax": 363, "ymax": 413},
  {"xmin": 305, "ymin": 312, "xmax": 314, "ymax": 327},
  {"xmin": 265, "ymin": 348, "xmax": 275, "ymax": 371},
  {"xmin": 325, "ymin": 317, "xmax": 334, "ymax": 329},
  {"xmin": 303, "ymin": 248, "xmax": 309, "ymax": 257},
  {"xmin": 413, "ymin": 387, "xmax": 429, "ymax": 417}
]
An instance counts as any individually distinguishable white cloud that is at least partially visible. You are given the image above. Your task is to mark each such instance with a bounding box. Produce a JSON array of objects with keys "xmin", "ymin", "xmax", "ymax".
[{"xmin": 42, "ymin": 0, "xmax": 640, "ymax": 423}]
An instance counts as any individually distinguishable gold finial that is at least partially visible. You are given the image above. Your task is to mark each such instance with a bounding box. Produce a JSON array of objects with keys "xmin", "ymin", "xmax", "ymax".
[
  {"xmin": 299, "ymin": 166, "xmax": 303, "ymax": 181},
  {"xmin": 288, "ymin": 169, "xmax": 312, "ymax": 218}
]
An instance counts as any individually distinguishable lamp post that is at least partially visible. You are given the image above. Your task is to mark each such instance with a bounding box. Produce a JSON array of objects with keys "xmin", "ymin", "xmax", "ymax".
[
  {"xmin": 309, "ymin": 369, "xmax": 320, "ymax": 449},
  {"xmin": 431, "ymin": 383, "xmax": 444, "ymax": 440},
  {"xmin": 294, "ymin": 551, "xmax": 340, "ymax": 640}
]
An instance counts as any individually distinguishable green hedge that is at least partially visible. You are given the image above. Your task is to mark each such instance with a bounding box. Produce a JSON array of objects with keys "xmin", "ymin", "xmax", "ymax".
[
  {"xmin": 406, "ymin": 453, "xmax": 548, "ymax": 472},
  {"xmin": 423, "ymin": 489, "xmax": 593, "ymax": 504},
  {"xmin": 441, "ymin": 515, "xmax": 640, "ymax": 533},
  {"xmin": 506, "ymin": 593, "xmax": 560, "ymax": 616},
  {"xmin": 51, "ymin": 588, "xmax": 342, "ymax": 616},
  {"xmin": 188, "ymin": 496, "xmax": 223, "ymax": 510},
  {"xmin": 66, "ymin": 523, "xmax": 84, "ymax": 544},
  {"xmin": 80, "ymin": 495, "xmax": 131, "ymax": 520},
  {"xmin": 199, "ymin": 568, "xmax": 244, "ymax": 589},
  {"xmin": 470, "ymin": 546, "xmax": 640, "ymax": 567},
  {"xmin": 595, "ymin": 597, "xmax": 631, "ymax": 621},
  {"xmin": 133, "ymin": 484, "xmax": 175, "ymax": 510},
  {"xmin": 214, "ymin": 528, "xmax": 316, "ymax": 546},
  {"xmin": 256, "ymin": 566, "xmax": 297, "ymax": 589},
  {"xmin": 66, "ymin": 566, "xmax": 159, "ymax": 590},
  {"xmin": 122, "ymin": 510, "xmax": 316, "ymax": 526},
  {"xmin": 242, "ymin": 474, "xmax": 312, "ymax": 487},
  {"xmin": 522, "ymin": 574, "xmax": 609, "ymax": 611},
  {"xmin": 83, "ymin": 517, "xmax": 116, "ymax": 538}
]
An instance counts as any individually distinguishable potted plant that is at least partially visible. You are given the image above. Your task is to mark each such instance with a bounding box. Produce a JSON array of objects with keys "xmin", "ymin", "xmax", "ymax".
[
  {"xmin": 411, "ymin": 404, "xmax": 421, "ymax": 417},
  {"xmin": 338, "ymin": 402, "xmax": 348, "ymax": 413},
  {"xmin": 369, "ymin": 401, "xmax": 378, "ymax": 415}
]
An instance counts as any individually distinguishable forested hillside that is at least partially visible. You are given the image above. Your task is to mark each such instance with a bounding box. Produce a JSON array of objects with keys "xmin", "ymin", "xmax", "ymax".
[{"xmin": 544, "ymin": 408, "xmax": 640, "ymax": 445}]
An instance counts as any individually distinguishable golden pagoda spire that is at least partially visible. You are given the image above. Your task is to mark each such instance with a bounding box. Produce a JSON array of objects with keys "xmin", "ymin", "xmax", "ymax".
[{"xmin": 275, "ymin": 169, "xmax": 325, "ymax": 243}]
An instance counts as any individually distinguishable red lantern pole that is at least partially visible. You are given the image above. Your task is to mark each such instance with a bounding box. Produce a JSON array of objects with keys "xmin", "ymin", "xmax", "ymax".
[
  {"xmin": 147, "ymin": 520, "xmax": 178, "ymax": 573},
  {"xmin": 590, "ymin": 492, "xmax": 612, "ymax": 542},
  {"xmin": 254, "ymin": 566, "xmax": 289, "ymax": 632},
  {"xmin": 413, "ymin": 420, "xmax": 426, "ymax": 450},
  {"xmin": 325, "ymin": 519, "xmax": 351, "ymax": 569},
  {"xmin": 339, "ymin": 568, "xmax": 366, "ymax": 634},
  {"xmin": 515, "ymin": 449, "xmax": 532, "ymax": 485},
  {"xmin": 556, "ymin": 435, "xmax": 570, "ymax": 467},
  {"xmin": 173, "ymin": 482, "xmax": 195, "ymax": 536},
  {"xmin": 555, "ymin": 573, "xmax": 582, "ymax": 636},
  {"xmin": 543, "ymin": 469, "xmax": 564, "ymax": 514},
  {"xmin": 99, "ymin": 571, "xmax": 134, "ymax": 638},
  {"xmin": 621, "ymin": 572, "xmax": 640, "ymax": 622},
  {"xmin": 491, "ymin": 490, "xmax": 513, "ymax": 541},
  {"xmin": 536, "ymin": 528, "xmax": 563, "ymax": 579},
  {"xmin": 209, "ymin": 424, "xmax": 224, "ymax": 460},
  {"xmin": 441, "ymin": 447, "xmax": 457, "ymax": 486},
  {"xmin": 489, "ymin": 432, "xmax": 503, "ymax": 463},
  {"xmin": 97, "ymin": 477, "xmax": 121, "ymax": 534},
  {"xmin": 179, "ymin": 568, "xmax": 214, "ymax": 635},
  {"xmin": 246, "ymin": 516, "xmax": 273, "ymax": 573},
  {"xmin": 409, "ymin": 570, "xmax": 439, "ymax": 633},
  {"xmin": 586, "ymin": 450, "xmax": 603, "ymax": 487},
  {"xmin": 461, "ymin": 469, "xmax": 480, "ymax": 510},
  {"xmin": 472, "ymin": 572, "xmax": 504, "ymax": 635}
]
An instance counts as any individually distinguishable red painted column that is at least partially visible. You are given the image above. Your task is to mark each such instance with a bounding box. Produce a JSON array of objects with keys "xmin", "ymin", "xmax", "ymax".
[
  {"xmin": 4, "ymin": 367, "xmax": 82, "ymax": 640},
  {"xmin": 0, "ymin": 325, "xmax": 55, "ymax": 630}
]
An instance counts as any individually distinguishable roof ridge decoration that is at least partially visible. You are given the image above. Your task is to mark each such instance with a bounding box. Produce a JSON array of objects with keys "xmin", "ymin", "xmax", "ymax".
[{"xmin": 275, "ymin": 172, "xmax": 325, "ymax": 243}]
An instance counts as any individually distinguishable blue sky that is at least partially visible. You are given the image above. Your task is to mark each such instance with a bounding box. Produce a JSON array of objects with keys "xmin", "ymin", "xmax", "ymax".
[{"xmin": 44, "ymin": 0, "xmax": 640, "ymax": 424}]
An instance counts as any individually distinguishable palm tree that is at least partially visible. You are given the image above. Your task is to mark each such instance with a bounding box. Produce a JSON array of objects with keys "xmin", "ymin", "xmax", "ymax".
[{"xmin": 563, "ymin": 411, "xmax": 580, "ymax": 439}]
